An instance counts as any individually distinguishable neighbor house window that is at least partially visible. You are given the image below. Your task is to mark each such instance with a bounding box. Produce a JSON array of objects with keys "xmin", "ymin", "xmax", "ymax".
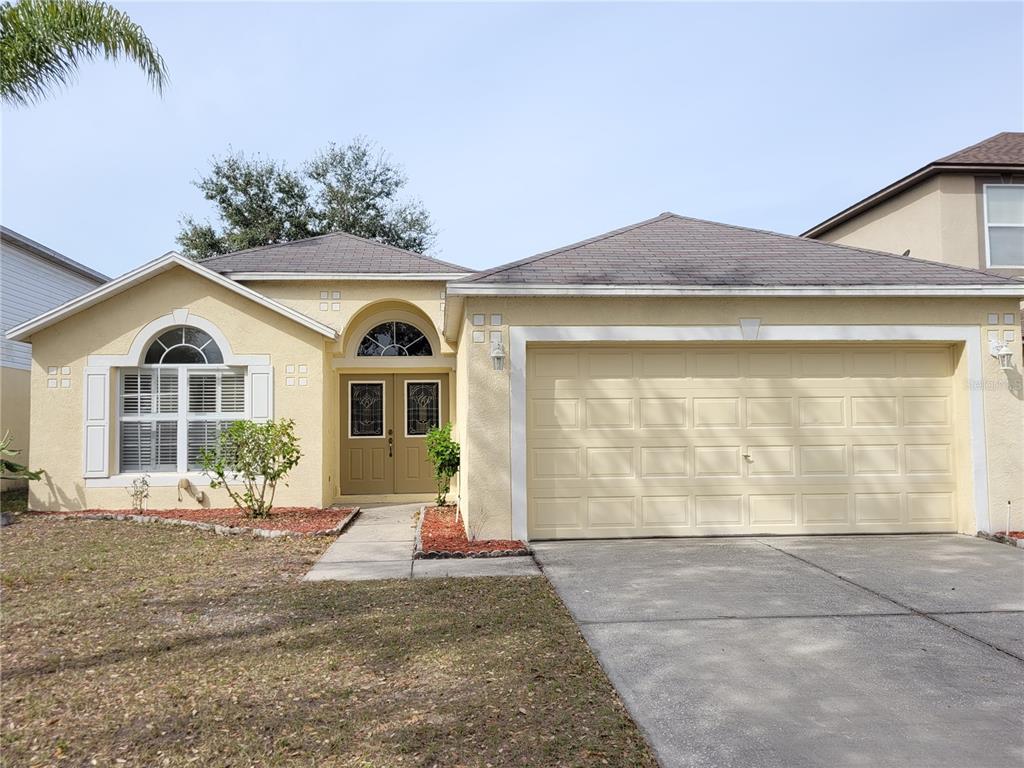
[
  {"xmin": 119, "ymin": 327, "xmax": 245, "ymax": 473},
  {"xmin": 357, "ymin": 322, "xmax": 432, "ymax": 356},
  {"xmin": 984, "ymin": 184, "xmax": 1024, "ymax": 267}
]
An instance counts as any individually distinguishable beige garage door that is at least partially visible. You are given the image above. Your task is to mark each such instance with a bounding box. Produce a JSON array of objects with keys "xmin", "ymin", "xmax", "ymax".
[{"xmin": 526, "ymin": 344, "xmax": 960, "ymax": 539}]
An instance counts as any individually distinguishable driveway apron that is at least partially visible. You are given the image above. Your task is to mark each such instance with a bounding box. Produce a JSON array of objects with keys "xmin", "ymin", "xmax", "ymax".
[{"xmin": 534, "ymin": 535, "xmax": 1024, "ymax": 768}]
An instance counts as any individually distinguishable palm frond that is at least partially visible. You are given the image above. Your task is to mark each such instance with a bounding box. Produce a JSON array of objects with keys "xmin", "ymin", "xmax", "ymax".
[{"xmin": 0, "ymin": 0, "xmax": 168, "ymax": 106}]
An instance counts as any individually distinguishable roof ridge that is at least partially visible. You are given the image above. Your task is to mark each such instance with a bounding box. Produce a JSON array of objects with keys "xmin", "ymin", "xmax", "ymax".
[
  {"xmin": 458, "ymin": 212, "xmax": 675, "ymax": 283},
  {"xmin": 200, "ymin": 230, "xmax": 472, "ymax": 272},
  {"xmin": 659, "ymin": 212, "xmax": 1023, "ymax": 284}
]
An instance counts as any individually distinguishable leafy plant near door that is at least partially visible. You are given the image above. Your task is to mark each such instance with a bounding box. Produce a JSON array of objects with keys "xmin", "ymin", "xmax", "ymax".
[
  {"xmin": 200, "ymin": 419, "xmax": 301, "ymax": 518},
  {"xmin": 425, "ymin": 422, "xmax": 460, "ymax": 506}
]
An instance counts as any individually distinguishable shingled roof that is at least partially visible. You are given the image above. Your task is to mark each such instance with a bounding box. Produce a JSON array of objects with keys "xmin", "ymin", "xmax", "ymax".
[
  {"xmin": 451, "ymin": 213, "xmax": 1023, "ymax": 291},
  {"xmin": 937, "ymin": 132, "xmax": 1024, "ymax": 166},
  {"xmin": 803, "ymin": 132, "xmax": 1024, "ymax": 237},
  {"xmin": 199, "ymin": 231, "xmax": 472, "ymax": 276}
]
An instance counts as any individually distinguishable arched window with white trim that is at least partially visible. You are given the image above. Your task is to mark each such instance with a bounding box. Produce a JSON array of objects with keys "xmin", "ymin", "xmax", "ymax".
[
  {"xmin": 119, "ymin": 326, "xmax": 245, "ymax": 473},
  {"xmin": 357, "ymin": 321, "xmax": 432, "ymax": 357}
]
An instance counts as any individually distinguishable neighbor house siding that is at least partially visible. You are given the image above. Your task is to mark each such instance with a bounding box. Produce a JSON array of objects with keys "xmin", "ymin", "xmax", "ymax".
[
  {"xmin": 1, "ymin": 240, "xmax": 105, "ymax": 370},
  {"xmin": 1, "ymin": 239, "xmax": 105, "ymax": 489}
]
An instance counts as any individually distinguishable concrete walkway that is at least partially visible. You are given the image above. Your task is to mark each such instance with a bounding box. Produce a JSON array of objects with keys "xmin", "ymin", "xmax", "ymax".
[{"xmin": 303, "ymin": 503, "xmax": 540, "ymax": 581}]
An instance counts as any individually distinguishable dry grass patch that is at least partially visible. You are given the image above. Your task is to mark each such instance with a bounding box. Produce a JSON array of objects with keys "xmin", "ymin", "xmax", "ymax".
[{"xmin": 1, "ymin": 517, "xmax": 655, "ymax": 767}]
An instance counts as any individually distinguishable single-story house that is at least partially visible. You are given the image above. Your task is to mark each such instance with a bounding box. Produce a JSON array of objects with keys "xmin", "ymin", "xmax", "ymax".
[{"xmin": 7, "ymin": 213, "xmax": 1023, "ymax": 538}]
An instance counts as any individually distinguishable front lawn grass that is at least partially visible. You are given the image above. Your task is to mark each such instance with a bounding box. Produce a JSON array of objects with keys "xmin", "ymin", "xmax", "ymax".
[{"xmin": 1, "ymin": 517, "xmax": 656, "ymax": 767}]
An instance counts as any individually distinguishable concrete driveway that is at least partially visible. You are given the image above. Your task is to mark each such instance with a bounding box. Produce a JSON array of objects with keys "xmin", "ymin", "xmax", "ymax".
[{"xmin": 533, "ymin": 535, "xmax": 1024, "ymax": 768}]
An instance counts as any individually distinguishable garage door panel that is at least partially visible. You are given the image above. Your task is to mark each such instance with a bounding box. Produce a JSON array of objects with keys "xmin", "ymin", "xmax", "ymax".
[
  {"xmin": 586, "ymin": 447, "xmax": 635, "ymax": 478},
  {"xmin": 527, "ymin": 344, "xmax": 960, "ymax": 539},
  {"xmin": 640, "ymin": 446, "xmax": 689, "ymax": 478}
]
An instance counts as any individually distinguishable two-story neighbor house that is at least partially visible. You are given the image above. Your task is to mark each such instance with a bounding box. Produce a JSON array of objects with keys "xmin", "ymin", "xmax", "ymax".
[
  {"xmin": 7, "ymin": 214, "xmax": 1023, "ymax": 538},
  {"xmin": 0, "ymin": 227, "xmax": 108, "ymax": 489},
  {"xmin": 803, "ymin": 132, "xmax": 1024, "ymax": 279}
]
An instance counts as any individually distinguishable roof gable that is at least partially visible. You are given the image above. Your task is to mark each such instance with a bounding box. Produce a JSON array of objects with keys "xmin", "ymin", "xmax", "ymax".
[
  {"xmin": 451, "ymin": 213, "xmax": 1024, "ymax": 294},
  {"xmin": 803, "ymin": 132, "xmax": 1024, "ymax": 237},
  {"xmin": 198, "ymin": 231, "xmax": 472, "ymax": 277},
  {"xmin": 6, "ymin": 252, "xmax": 337, "ymax": 342}
]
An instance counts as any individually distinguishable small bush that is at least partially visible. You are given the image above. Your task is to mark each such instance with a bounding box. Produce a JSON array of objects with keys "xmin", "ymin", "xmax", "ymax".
[
  {"xmin": 425, "ymin": 423, "xmax": 460, "ymax": 506},
  {"xmin": 200, "ymin": 419, "xmax": 301, "ymax": 518}
]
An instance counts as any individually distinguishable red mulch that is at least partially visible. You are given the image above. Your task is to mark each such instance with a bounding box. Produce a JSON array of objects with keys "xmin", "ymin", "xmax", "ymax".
[
  {"xmin": 418, "ymin": 505, "xmax": 527, "ymax": 556},
  {"xmin": 37, "ymin": 506, "xmax": 356, "ymax": 534},
  {"xmin": 995, "ymin": 531, "xmax": 1024, "ymax": 540}
]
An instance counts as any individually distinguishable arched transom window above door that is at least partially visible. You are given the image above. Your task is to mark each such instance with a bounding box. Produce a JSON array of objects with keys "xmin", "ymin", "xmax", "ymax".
[{"xmin": 357, "ymin": 321, "xmax": 432, "ymax": 357}]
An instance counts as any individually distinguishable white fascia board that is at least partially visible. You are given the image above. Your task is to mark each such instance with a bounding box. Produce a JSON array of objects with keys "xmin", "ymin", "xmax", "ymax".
[
  {"xmin": 225, "ymin": 272, "xmax": 470, "ymax": 281},
  {"xmin": 6, "ymin": 252, "xmax": 338, "ymax": 341},
  {"xmin": 445, "ymin": 283, "xmax": 1024, "ymax": 297}
]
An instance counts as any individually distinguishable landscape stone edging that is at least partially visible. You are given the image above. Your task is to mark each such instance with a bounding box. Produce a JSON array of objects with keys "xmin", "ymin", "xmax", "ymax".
[
  {"xmin": 44, "ymin": 507, "xmax": 361, "ymax": 539},
  {"xmin": 977, "ymin": 531, "xmax": 1024, "ymax": 549},
  {"xmin": 412, "ymin": 504, "xmax": 531, "ymax": 559}
]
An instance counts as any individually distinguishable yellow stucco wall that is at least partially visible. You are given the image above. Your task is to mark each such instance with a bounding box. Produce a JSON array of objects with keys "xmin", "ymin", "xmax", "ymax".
[
  {"xmin": 26, "ymin": 266, "xmax": 331, "ymax": 511},
  {"xmin": 457, "ymin": 296, "xmax": 1024, "ymax": 538},
  {"xmin": 0, "ymin": 366, "xmax": 31, "ymax": 490},
  {"xmin": 20, "ymin": 261, "xmax": 1023, "ymax": 535},
  {"xmin": 24, "ymin": 269, "xmax": 460, "ymax": 511},
  {"xmin": 240, "ymin": 279, "xmax": 453, "ymax": 357},
  {"xmin": 246, "ymin": 279, "xmax": 458, "ymax": 500}
]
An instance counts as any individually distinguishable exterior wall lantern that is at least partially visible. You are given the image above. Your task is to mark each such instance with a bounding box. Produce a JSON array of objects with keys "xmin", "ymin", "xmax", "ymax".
[
  {"xmin": 490, "ymin": 339, "xmax": 506, "ymax": 371},
  {"xmin": 989, "ymin": 339, "xmax": 1015, "ymax": 371}
]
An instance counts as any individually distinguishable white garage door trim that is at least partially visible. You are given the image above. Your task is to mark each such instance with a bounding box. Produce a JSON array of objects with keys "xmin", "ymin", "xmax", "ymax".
[{"xmin": 509, "ymin": 324, "xmax": 988, "ymax": 541}]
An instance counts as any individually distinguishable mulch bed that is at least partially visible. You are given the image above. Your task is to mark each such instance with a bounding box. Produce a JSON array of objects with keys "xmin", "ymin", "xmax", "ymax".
[
  {"xmin": 416, "ymin": 505, "xmax": 529, "ymax": 558},
  {"xmin": 34, "ymin": 506, "xmax": 358, "ymax": 537}
]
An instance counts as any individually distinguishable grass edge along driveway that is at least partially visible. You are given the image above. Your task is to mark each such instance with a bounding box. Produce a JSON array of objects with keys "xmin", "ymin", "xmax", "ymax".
[{"xmin": 1, "ymin": 517, "xmax": 656, "ymax": 768}]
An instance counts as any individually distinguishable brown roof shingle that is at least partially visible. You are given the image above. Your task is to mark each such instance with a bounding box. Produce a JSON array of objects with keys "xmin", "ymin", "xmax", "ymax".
[
  {"xmin": 458, "ymin": 213, "xmax": 1022, "ymax": 287},
  {"xmin": 199, "ymin": 231, "xmax": 471, "ymax": 275},
  {"xmin": 937, "ymin": 132, "xmax": 1024, "ymax": 166}
]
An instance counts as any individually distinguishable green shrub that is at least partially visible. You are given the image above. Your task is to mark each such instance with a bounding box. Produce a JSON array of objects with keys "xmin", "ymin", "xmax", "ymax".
[
  {"xmin": 1, "ymin": 431, "xmax": 41, "ymax": 481},
  {"xmin": 200, "ymin": 419, "xmax": 301, "ymax": 518},
  {"xmin": 425, "ymin": 422, "xmax": 460, "ymax": 506}
]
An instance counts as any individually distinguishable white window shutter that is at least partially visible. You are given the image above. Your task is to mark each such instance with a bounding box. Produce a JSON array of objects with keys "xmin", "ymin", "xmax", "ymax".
[
  {"xmin": 247, "ymin": 366, "xmax": 273, "ymax": 422},
  {"xmin": 82, "ymin": 367, "xmax": 110, "ymax": 477}
]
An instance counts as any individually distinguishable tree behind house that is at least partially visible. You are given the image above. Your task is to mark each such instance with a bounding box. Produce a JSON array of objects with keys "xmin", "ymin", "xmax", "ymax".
[{"xmin": 178, "ymin": 137, "xmax": 436, "ymax": 259}]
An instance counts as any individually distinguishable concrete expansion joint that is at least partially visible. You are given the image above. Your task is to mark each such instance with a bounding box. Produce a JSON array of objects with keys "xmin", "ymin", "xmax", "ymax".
[{"xmin": 757, "ymin": 540, "xmax": 1024, "ymax": 665}]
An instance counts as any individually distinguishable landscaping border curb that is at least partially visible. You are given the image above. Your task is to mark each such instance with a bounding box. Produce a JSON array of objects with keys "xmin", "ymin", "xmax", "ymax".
[
  {"xmin": 413, "ymin": 504, "xmax": 531, "ymax": 559},
  {"xmin": 44, "ymin": 507, "xmax": 361, "ymax": 539},
  {"xmin": 977, "ymin": 531, "xmax": 1024, "ymax": 549}
]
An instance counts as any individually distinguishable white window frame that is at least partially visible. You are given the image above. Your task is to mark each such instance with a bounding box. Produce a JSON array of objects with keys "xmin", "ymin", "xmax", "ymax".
[
  {"xmin": 403, "ymin": 379, "xmax": 442, "ymax": 438},
  {"xmin": 982, "ymin": 183, "xmax": 1024, "ymax": 268},
  {"xmin": 348, "ymin": 379, "xmax": 386, "ymax": 439},
  {"xmin": 116, "ymin": 364, "xmax": 246, "ymax": 475}
]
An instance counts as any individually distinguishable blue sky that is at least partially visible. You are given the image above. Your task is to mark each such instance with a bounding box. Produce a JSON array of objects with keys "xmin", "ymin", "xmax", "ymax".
[{"xmin": 2, "ymin": 1, "xmax": 1022, "ymax": 276}]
